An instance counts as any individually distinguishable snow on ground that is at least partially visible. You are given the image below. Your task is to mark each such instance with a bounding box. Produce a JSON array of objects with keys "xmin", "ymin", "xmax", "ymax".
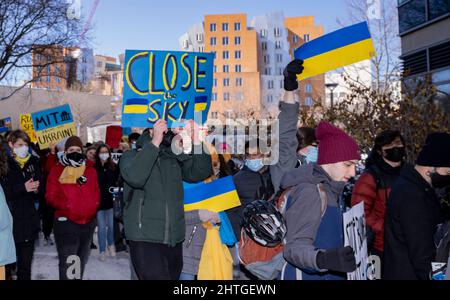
[{"xmin": 31, "ymin": 233, "xmax": 131, "ymax": 280}]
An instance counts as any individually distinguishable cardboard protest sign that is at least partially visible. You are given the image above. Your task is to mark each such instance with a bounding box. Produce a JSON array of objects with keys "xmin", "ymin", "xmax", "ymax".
[
  {"xmin": 343, "ymin": 202, "xmax": 369, "ymax": 280},
  {"xmin": 295, "ymin": 22, "xmax": 375, "ymax": 80},
  {"xmin": 105, "ymin": 125, "xmax": 122, "ymax": 149},
  {"xmin": 122, "ymin": 50, "xmax": 214, "ymax": 128},
  {"xmin": 32, "ymin": 104, "xmax": 76, "ymax": 149},
  {"xmin": 183, "ymin": 176, "xmax": 241, "ymax": 212},
  {"xmin": 20, "ymin": 114, "xmax": 38, "ymax": 143},
  {"xmin": 0, "ymin": 117, "xmax": 12, "ymax": 133}
]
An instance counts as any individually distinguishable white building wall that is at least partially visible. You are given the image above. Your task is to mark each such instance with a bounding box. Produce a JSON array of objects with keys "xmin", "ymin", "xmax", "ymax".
[
  {"xmin": 77, "ymin": 48, "xmax": 95, "ymax": 85},
  {"xmin": 179, "ymin": 23, "xmax": 205, "ymax": 53}
]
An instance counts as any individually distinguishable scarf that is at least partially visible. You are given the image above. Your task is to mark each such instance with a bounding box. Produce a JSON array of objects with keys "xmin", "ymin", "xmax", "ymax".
[
  {"xmin": 14, "ymin": 155, "xmax": 31, "ymax": 169},
  {"xmin": 59, "ymin": 154, "xmax": 87, "ymax": 184}
]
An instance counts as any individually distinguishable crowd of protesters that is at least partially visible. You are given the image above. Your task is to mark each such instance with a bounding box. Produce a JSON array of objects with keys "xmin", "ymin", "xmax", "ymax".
[{"xmin": 0, "ymin": 59, "xmax": 449, "ymax": 281}]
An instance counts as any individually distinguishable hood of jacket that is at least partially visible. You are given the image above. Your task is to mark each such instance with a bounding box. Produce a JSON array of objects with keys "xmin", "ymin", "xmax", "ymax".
[{"xmin": 281, "ymin": 163, "xmax": 346, "ymax": 197}]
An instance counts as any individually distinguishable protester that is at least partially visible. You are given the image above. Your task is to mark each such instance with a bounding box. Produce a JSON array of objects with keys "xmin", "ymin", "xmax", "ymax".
[
  {"xmin": 296, "ymin": 127, "xmax": 318, "ymax": 166},
  {"xmin": 351, "ymin": 130, "xmax": 408, "ymax": 267},
  {"xmin": 127, "ymin": 132, "xmax": 141, "ymax": 151},
  {"xmin": 86, "ymin": 145, "xmax": 97, "ymax": 163},
  {"xmin": 120, "ymin": 119, "xmax": 212, "ymax": 280},
  {"xmin": 280, "ymin": 121, "xmax": 359, "ymax": 280},
  {"xmin": 0, "ymin": 130, "xmax": 42, "ymax": 280},
  {"xmin": 0, "ymin": 142, "xmax": 16, "ymax": 280},
  {"xmin": 94, "ymin": 144, "xmax": 119, "ymax": 261},
  {"xmin": 384, "ymin": 132, "xmax": 450, "ymax": 280},
  {"xmin": 46, "ymin": 136, "xmax": 100, "ymax": 280}
]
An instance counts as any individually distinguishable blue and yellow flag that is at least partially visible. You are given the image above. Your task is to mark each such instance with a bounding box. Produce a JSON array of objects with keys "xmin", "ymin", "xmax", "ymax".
[
  {"xmin": 194, "ymin": 96, "xmax": 208, "ymax": 112},
  {"xmin": 123, "ymin": 99, "xmax": 149, "ymax": 114},
  {"xmin": 183, "ymin": 176, "xmax": 241, "ymax": 212},
  {"xmin": 295, "ymin": 21, "xmax": 376, "ymax": 80}
]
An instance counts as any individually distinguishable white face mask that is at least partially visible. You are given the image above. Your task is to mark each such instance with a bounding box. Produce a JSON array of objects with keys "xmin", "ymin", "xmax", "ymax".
[
  {"xmin": 99, "ymin": 153, "xmax": 110, "ymax": 162},
  {"xmin": 14, "ymin": 146, "xmax": 29, "ymax": 159}
]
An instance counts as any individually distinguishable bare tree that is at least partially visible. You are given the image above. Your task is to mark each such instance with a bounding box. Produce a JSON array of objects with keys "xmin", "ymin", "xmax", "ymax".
[
  {"xmin": 337, "ymin": 0, "xmax": 402, "ymax": 95},
  {"xmin": 0, "ymin": 0, "xmax": 86, "ymax": 101}
]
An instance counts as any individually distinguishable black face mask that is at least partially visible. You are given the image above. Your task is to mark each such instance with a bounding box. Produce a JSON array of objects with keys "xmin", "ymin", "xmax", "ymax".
[
  {"xmin": 384, "ymin": 147, "xmax": 406, "ymax": 163},
  {"xmin": 430, "ymin": 172, "xmax": 450, "ymax": 189},
  {"xmin": 66, "ymin": 152, "xmax": 85, "ymax": 163}
]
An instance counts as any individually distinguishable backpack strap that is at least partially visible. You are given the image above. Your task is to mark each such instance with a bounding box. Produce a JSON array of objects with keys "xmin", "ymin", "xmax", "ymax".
[{"xmin": 316, "ymin": 183, "xmax": 328, "ymax": 218}]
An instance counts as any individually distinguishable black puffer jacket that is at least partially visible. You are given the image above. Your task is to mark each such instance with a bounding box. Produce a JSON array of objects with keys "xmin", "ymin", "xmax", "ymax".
[
  {"xmin": 95, "ymin": 162, "xmax": 119, "ymax": 211},
  {"xmin": 0, "ymin": 156, "xmax": 42, "ymax": 243}
]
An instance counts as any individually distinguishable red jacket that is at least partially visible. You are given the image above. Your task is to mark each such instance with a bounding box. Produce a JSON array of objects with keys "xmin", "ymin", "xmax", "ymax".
[
  {"xmin": 46, "ymin": 162, "xmax": 100, "ymax": 225},
  {"xmin": 351, "ymin": 172, "xmax": 390, "ymax": 253}
]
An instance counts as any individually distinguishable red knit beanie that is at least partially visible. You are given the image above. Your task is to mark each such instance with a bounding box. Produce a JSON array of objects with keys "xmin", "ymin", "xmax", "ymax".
[{"xmin": 316, "ymin": 121, "xmax": 360, "ymax": 165}]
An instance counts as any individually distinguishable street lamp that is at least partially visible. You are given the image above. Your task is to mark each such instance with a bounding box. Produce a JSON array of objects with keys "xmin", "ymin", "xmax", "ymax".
[{"xmin": 325, "ymin": 83, "xmax": 338, "ymax": 108}]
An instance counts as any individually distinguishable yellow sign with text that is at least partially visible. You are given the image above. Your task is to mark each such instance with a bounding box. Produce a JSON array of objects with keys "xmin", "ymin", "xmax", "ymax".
[
  {"xmin": 20, "ymin": 114, "xmax": 37, "ymax": 143},
  {"xmin": 35, "ymin": 123, "xmax": 77, "ymax": 149}
]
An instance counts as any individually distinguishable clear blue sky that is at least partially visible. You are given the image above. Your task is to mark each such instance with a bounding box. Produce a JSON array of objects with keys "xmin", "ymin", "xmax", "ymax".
[{"xmin": 82, "ymin": 0, "xmax": 348, "ymax": 58}]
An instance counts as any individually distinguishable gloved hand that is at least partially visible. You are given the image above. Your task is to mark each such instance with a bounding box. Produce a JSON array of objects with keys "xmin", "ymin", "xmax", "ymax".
[
  {"xmin": 316, "ymin": 246, "xmax": 357, "ymax": 273},
  {"xmin": 198, "ymin": 210, "xmax": 220, "ymax": 224},
  {"xmin": 283, "ymin": 59, "xmax": 304, "ymax": 91}
]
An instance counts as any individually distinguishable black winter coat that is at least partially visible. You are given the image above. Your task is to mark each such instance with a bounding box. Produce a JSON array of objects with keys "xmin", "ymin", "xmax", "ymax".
[
  {"xmin": 383, "ymin": 165, "xmax": 443, "ymax": 280},
  {"xmin": 94, "ymin": 162, "xmax": 119, "ymax": 211},
  {"xmin": 0, "ymin": 156, "xmax": 42, "ymax": 243}
]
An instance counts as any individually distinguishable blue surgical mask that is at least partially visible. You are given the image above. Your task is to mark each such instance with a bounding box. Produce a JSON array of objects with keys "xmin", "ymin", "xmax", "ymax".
[
  {"xmin": 305, "ymin": 146, "xmax": 318, "ymax": 164},
  {"xmin": 245, "ymin": 158, "xmax": 264, "ymax": 172}
]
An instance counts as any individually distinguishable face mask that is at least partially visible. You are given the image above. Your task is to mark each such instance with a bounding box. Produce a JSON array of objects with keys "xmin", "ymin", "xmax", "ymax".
[
  {"xmin": 245, "ymin": 158, "xmax": 264, "ymax": 172},
  {"xmin": 57, "ymin": 151, "xmax": 65, "ymax": 161},
  {"xmin": 14, "ymin": 146, "xmax": 29, "ymax": 159},
  {"xmin": 99, "ymin": 153, "xmax": 110, "ymax": 162},
  {"xmin": 384, "ymin": 147, "xmax": 406, "ymax": 163},
  {"xmin": 430, "ymin": 171, "xmax": 450, "ymax": 189},
  {"xmin": 66, "ymin": 152, "xmax": 84, "ymax": 163},
  {"xmin": 305, "ymin": 146, "xmax": 318, "ymax": 164}
]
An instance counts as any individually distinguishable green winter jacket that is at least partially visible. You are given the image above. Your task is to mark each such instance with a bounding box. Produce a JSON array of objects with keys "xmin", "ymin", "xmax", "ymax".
[{"xmin": 120, "ymin": 132, "xmax": 212, "ymax": 246}]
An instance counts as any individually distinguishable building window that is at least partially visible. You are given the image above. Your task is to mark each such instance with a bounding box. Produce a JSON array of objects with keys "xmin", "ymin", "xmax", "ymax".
[
  {"xmin": 182, "ymin": 40, "xmax": 189, "ymax": 49},
  {"xmin": 293, "ymin": 34, "xmax": 299, "ymax": 44},
  {"xmin": 223, "ymin": 51, "xmax": 229, "ymax": 59},
  {"xmin": 260, "ymin": 29, "xmax": 267, "ymax": 38},
  {"xmin": 234, "ymin": 22, "xmax": 241, "ymax": 31},
  {"xmin": 428, "ymin": 0, "xmax": 450, "ymax": 20},
  {"xmin": 275, "ymin": 41, "xmax": 282, "ymax": 49},
  {"xmin": 198, "ymin": 46, "xmax": 204, "ymax": 52},
  {"xmin": 211, "ymin": 112, "xmax": 218, "ymax": 119},
  {"xmin": 236, "ymin": 78, "xmax": 243, "ymax": 86},
  {"xmin": 210, "ymin": 37, "xmax": 216, "ymax": 46},
  {"xmin": 267, "ymin": 95, "xmax": 273, "ymax": 103},
  {"xmin": 235, "ymin": 36, "xmax": 241, "ymax": 45},
  {"xmin": 223, "ymin": 65, "xmax": 229, "ymax": 73},
  {"xmin": 196, "ymin": 33, "xmax": 203, "ymax": 42},
  {"xmin": 223, "ymin": 78, "xmax": 230, "ymax": 86},
  {"xmin": 268, "ymin": 80, "xmax": 274, "ymax": 89},
  {"xmin": 210, "ymin": 23, "xmax": 216, "ymax": 32},
  {"xmin": 235, "ymin": 65, "xmax": 241, "ymax": 72},
  {"xmin": 235, "ymin": 50, "xmax": 241, "ymax": 59},
  {"xmin": 280, "ymin": 80, "xmax": 283, "ymax": 89},
  {"xmin": 46, "ymin": 76, "xmax": 51, "ymax": 82},
  {"xmin": 304, "ymin": 34, "xmax": 310, "ymax": 42},
  {"xmin": 263, "ymin": 55, "xmax": 270, "ymax": 64},
  {"xmin": 305, "ymin": 97, "xmax": 313, "ymax": 106},
  {"xmin": 222, "ymin": 37, "xmax": 229, "ymax": 45},
  {"xmin": 214, "ymin": 78, "xmax": 218, "ymax": 87},
  {"xmin": 224, "ymin": 92, "xmax": 230, "ymax": 101},
  {"xmin": 276, "ymin": 53, "xmax": 283, "ymax": 63},
  {"xmin": 236, "ymin": 92, "xmax": 244, "ymax": 101},
  {"xmin": 277, "ymin": 67, "xmax": 283, "ymax": 75},
  {"xmin": 261, "ymin": 42, "xmax": 267, "ymax": 51},
  {"xmin": 274, "ymin": 28, "xmax": 281, "ymax": 37},
  {"xmin": 212, "ymin": 93, "xmax": 218, "ymax": 101},
  {"xmin": 305, "ymin": 84, "xmax": 312, "ymax": 93},
  {"xmin": 264, "ymin": 68, "xmax": 272, "ymax": 75},
  {"xmin": 222, "ymin": 23, "xmax": 229, "ymax": 31},
  {"xmin": 214, "ymin": 65, "xmax": 217, "ymax": 73}
]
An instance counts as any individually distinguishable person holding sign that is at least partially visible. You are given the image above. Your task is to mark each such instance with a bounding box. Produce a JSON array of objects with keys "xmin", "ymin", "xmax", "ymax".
[
  {"xmin": 46, "ymin": 136, "xmax": 100, "ymax": 280},
  {"xmin": 0, "ymin": 130, "xmax": 42, "ymax": 280},
  {"xmin": 280, "ymin": 121, "xmax": 360, "ymax": 280},
  {"xmin": 119, "ymin": 119, "xmax": 212, "ymax": 280}
]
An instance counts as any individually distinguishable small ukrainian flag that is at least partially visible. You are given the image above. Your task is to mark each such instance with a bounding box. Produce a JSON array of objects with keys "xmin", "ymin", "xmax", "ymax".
[
  {"xmin": 123, "ymin": 98, "xmax": 148, "ymax": 114},
  {"xmin": 194, "ymin": 96, "xmax": 208, "ymax": 112},
  {"xmin": 295, "ymin": 21, "xmax": 376, "ymax": 81}
]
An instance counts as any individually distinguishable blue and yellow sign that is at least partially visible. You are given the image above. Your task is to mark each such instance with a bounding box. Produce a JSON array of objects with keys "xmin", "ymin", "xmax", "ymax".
[{"xmin": 122, "ymin": 50, "xmax": 215, "ymax": 128}]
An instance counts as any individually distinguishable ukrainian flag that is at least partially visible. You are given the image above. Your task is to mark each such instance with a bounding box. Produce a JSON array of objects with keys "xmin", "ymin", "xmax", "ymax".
[
  {"xmin": 194, "ymin": 96, "xmax": 208, "ymax": 112},
  {"xmin": 295, "ymin": 21, "xmax": 376, "ymax": 81},
  {"xmin": 123, "ymin": 98, "xmax": 148, "ymax": 114},
  {"xmin": 184, "ymin": 176, "xmax": 241, "ymax": 212}
]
